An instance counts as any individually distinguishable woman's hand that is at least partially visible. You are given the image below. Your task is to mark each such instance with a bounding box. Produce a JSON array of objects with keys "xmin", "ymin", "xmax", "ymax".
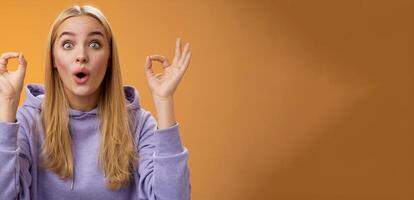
[
  {"xmin": 0, "ymin": 52, "xmax": 27, "ymax": 101},
  {"xmin": 144, "ymin": 38, "xmax": 191, "ymax": 101},
  {"xmin": 0, "ymin": 52, "xmax": 27, "ymax": 122}
]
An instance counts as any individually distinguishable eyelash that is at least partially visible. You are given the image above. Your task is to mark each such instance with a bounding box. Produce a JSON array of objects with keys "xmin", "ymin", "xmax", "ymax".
[{"xmin": 62, "ymin": 40, "xmax": 101, "ymax": 49}]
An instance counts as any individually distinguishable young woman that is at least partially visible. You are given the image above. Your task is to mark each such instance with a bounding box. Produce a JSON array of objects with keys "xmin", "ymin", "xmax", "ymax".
[{"xmin": 0, "ymin": 5, "xmax": 191, "ymax": 200}]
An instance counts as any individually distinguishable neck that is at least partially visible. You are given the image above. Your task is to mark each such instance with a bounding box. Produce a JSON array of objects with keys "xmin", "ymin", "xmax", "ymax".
[{"xmin": 64, "ymin": 87, "xmax": 101, "ymax": 112}]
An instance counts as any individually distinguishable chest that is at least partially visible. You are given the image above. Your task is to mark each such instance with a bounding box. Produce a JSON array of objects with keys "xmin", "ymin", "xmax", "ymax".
[{"xmin": 32, "ymin": 119, "xmax": 137, "ymax": 199}]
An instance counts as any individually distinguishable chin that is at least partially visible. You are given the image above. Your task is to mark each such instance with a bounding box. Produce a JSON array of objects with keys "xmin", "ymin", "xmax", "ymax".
[{"xmin": 69, "ymin": 84, "xmax": 99, "ymax": 97}]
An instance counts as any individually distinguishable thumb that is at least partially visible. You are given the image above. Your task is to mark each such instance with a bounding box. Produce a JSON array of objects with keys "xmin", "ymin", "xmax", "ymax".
[
  {"xmin": 144, "ymin": 56, "xmax": 154, "ymax": 78},
  {"xmin": 17, "ymin": 53, "xmax": 27, "ymax": 75}
]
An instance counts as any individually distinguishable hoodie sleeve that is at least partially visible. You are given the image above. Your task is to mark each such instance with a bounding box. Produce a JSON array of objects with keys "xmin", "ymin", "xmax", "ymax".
[
  {"xmin": 136, "ymin": 109, "xmax": 191, "ymax": 200},
  {"xmin": 0, "ymin": 110, "xmax": 32, "ymax": 200}
]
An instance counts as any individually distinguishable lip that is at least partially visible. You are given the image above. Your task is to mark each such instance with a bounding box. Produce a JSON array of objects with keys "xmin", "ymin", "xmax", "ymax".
[
  {"xmin": 72, "ymin": 67, "xmax": 90, "ymax": 85},
  {"xmin": 73, "ymin": 74, "xmax": 89, "ymax": 84}
]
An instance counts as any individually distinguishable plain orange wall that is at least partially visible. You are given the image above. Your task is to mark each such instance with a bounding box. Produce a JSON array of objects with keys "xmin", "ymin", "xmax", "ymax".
[{"xmin": 1, "ymin": 0, "xmax": 413, "ymax": 199}]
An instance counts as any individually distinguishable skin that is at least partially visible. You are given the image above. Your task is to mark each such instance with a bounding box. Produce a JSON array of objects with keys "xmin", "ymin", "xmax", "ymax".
[
  {"xmin": 0, "ymin": 15, "xmax": 192, "ymax": 129},
  {"xmin": 0, "ymin": 52, "xmax": 27, "ymax": 123},
  {"xmin": 144, "ymin": 38, "xmax": 192, "ymax": 128},
  {"xmin": 53, "ymin": 15, "xmax": 110, "ymax": 112}
]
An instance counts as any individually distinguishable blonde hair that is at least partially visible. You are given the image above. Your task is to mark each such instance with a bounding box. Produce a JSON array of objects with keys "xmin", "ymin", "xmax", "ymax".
[{"xmin": 41, "ymin": 5, "xmax": 137, "ymax": 189}]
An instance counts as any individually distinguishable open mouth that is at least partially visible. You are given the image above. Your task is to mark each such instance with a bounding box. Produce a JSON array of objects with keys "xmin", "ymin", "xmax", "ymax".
[
  {"xmin": 73, "ymin": 72, "xmax": 89, "ymax": 84},
  {"xmin": 75, "ymin": 72, "xmax": 87, "ymax": 78}
]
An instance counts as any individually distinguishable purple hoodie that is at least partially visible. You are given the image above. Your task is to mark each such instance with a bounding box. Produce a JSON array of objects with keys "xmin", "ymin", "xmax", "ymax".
[{"xmin": 0, "ymin": 84, "xmax": 191, "ymax": 200}]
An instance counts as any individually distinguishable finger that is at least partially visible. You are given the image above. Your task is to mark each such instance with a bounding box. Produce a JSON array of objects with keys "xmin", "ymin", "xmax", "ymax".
[
  {"xmin": 0, "ymin": 52, "xmax": 20, "ymax": 72},
  {"xmin": 17, "ymin": 53, "xmax": 28, "ymax": 74},
  {"xmin": 149, "ymin": 55, "xmax": 170, "ymax": 68},
  {"xmin": 0, "ymin": 58, "xmax": 6, "ymax": 71},
  {"xmin": 0, "ymin": 52, "xmax": 20, "ymax": 65},
  {"xmin": 0, "ymin": 52, "xmax": 20, "ymax": 60},
  {"xmin": 180, "ymin": 51, "xmax": 192, "ymax": 72},
  {"xmin": 144, "ymin": 56, "xmax": 154, "ymax": 77},
  {"xmin": 0, "ymin": 66, "xmax": 6, "ymax": 74},
  {"xmin": 179, "ymin": 43, "xmax": 190, "ymax": 65},
  {"xmin": 172, "ymin": 38, "xmax": 182, "ymax": 64}
]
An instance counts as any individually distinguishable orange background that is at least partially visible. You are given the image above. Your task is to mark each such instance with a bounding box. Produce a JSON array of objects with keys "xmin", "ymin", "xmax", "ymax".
[{"xmin": 1, "ymin": 0, "xmax": 413, "ymax": 199}]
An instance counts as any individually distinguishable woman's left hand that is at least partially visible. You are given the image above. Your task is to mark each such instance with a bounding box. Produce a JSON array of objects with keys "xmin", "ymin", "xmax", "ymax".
[{"xmin": 144, "ymin": 38, "xmax": 191, "ymax": 101}]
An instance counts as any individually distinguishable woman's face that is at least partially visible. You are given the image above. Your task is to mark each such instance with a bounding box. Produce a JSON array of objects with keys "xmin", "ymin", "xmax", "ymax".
[{"xmin": 53, "ymin": 15, "xmax": 110, "ymax": 99}]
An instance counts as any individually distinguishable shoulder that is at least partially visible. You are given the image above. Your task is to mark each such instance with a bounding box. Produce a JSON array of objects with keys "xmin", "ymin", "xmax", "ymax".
[
  {"xmin": 122, "ymin": 85, "xmax": 158, "ymax": 138},
  {"xmin": 131, "ymin": 106, "xmax": 156, "ymax": 130}
]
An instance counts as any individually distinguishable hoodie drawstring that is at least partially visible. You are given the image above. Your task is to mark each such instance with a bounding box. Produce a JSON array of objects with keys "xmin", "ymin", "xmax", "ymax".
[{"xmin": 71, "ymin": 167, "xmax": 75, "ymax": 190}]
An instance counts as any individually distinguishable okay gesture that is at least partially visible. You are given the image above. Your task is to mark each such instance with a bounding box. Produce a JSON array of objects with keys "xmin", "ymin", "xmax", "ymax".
[{"xmin": 144, "ymin": 38, "xmax": 192, "ymax": 100}]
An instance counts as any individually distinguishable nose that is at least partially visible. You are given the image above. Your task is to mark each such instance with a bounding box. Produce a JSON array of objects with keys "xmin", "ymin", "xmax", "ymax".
[
  {"xmin": 75, "ymin": 48, "xmax": 88, "ymax": 64},
  {"xmin": 76, "ymin": 55, "xmax": 88, "ymax": 64}
]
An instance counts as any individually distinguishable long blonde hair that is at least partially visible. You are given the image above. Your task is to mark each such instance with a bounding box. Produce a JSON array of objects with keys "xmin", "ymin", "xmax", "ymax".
[{"xmin": 41, "ymin": 5, "xmax": 137, "ymax": 189}]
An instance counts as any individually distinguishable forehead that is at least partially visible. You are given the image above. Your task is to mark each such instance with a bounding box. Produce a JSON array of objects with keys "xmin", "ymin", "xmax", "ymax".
[{"xmin": 56, "ymin": 15, "xmax": 106, "ymax": 37}]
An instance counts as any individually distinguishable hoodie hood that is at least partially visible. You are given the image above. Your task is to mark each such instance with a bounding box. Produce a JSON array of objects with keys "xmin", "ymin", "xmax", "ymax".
[{"xmin": 23, "ymin": 84, "xmax": 141, "ymax": 117}]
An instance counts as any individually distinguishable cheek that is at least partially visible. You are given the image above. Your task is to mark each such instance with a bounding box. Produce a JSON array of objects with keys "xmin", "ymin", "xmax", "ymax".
[
  {"xmin": 54, "ymin": 60, "xmax": 71, "ymax": 78},
  {"xmin": 92, "ymin": 52, "xmax": 110, "ymax": 74},
  {"xmin": 53, "ymin": 50, "xmax": 70, "ymax": 70},
  {"xmin": 53, "ymin": 58, "xmax": 74, "ymax": 83}
]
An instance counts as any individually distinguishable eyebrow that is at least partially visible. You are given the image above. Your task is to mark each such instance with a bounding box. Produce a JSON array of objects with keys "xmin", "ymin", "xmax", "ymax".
[{"xmin": 58, "ymin": 31, "xmax": 105, "ymax": 39}]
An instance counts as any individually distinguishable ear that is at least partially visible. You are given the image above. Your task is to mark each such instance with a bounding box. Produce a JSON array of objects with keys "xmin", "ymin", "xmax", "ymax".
[{"xmin": 52, "ymin": 59, "xmax": 57, "ymax": 68}]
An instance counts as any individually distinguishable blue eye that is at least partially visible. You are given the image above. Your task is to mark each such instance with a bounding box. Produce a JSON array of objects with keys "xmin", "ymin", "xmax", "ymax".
[
  {"xmin": 63, "ymin": 42, "xmax": 73, "ymax": 49},
  {"xmin": 90, "ymin": 42, "xmax": 101, "ymax": 49}
]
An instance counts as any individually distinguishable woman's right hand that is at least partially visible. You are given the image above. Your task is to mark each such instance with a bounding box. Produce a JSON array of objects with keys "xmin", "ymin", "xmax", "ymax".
[{"xmin": 0, "ymin": 52, "xmax": 27, "ymax": 122}]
